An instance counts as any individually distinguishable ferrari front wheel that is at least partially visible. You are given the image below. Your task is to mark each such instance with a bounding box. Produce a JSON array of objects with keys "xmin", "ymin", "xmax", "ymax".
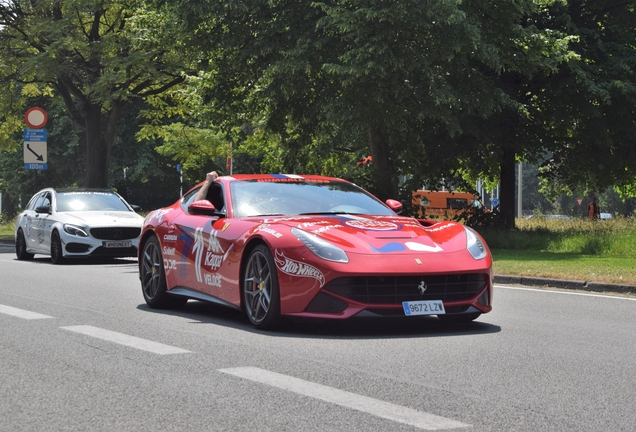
[
  {"xmin": 243, "ymin": 244, "xmax": 281, "ymax": 329},
  {"xmin": 140, "ymin": 235, "xmax": 186, "ymax": 309}
]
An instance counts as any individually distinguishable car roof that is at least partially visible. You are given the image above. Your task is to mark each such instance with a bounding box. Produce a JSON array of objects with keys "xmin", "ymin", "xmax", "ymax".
[
  {"xmin": 54, "ymin": 188, "xmax": 115, "ymax": 193},
  {"xmin": 220, "ymin": 174, "xmax": 345, "ymax": 182}
]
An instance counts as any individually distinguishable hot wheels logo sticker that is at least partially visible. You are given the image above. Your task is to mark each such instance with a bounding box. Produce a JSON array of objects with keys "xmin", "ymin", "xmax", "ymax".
[{"xmin": 274, "ymin": 250, "xmax": 325, "ymax": 287}]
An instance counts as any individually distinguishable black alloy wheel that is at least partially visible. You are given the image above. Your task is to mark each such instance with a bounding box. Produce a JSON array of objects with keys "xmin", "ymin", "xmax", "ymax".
[
  {"xmin": 15, "ymin": 229, "xmax": 34, "ymax": 260},
  {"xmin": 243, "ymin": 244, "xmax": 281, "ymax": 329},
  {"xmin": 140, "ymin": 235, "xmax": 186, "ymax": 308}
]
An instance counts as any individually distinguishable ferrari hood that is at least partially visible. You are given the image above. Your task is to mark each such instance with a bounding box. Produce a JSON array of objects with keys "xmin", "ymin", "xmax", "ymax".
[
  {"xmin": 59, "ymin": 211, "xmax": 144, "ymax": 227},
  {"xmin": 261, "ymin": 214, "xmax": 468, "ymax": 254}
]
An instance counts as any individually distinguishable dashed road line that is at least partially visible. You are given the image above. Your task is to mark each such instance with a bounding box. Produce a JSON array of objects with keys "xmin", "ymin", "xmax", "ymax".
[
  {"xmin": 61, "ymin": 325, "xmax": 191, "ymax": 355},
  {"xmin": 219, "ymin": 366, "xmax": 470, "ymax": 430},
  {"xmin": 0, "ymin": 304, "xmax": 54, "ymax": 320}
]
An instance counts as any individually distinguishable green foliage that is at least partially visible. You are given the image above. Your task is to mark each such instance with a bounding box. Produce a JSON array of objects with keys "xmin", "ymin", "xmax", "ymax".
[
  {"xmin": 479, "ymin": 217, "xmax": 636, "ymax": 258},
  {"xmin": 0, "ymin": 0, "xmax": 192, "ymax": 187}
]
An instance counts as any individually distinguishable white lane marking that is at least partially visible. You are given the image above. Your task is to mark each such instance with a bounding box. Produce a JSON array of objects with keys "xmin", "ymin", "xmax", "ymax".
[
  {"xmin": 495, "ymin": 284, "xmax": 636, "ymax": 301},
  {"xmin": 0, "ymin": 304, "xmax": 54, "ymax": 320},
  {"xmin": 219, "ymin": 367, "xmax": 469, "ymax": 430},
  {"xmin": 61, "ymin": 325, "xmax": 191, "ymax": 355}
]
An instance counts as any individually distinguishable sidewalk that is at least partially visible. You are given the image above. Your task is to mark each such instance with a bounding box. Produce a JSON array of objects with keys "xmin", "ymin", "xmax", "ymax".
[{"xmin": 2, "ymin": 238, "xmax": 635, "ymax": 295}]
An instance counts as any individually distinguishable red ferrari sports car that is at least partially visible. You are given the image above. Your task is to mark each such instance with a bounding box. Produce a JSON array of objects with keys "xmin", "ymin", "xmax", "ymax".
[{"xmin": 138, "ymin": 174, "xmax": 492, "ymax": 329}]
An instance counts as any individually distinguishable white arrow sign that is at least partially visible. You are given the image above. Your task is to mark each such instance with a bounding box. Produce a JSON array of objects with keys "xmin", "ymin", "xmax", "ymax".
[{"xmin": 24, "ymin": 141, "xmax": 47, "ymax": 164}]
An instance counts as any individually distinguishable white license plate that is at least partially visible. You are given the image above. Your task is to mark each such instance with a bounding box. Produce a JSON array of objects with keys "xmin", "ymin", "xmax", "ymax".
[
  {"xmin": 104, "ymin": 240, "xmax": 132, "ymax": 248},
  {"xmin": 402, "ymin": 300, "xmax": 445, "ymax": 316}
]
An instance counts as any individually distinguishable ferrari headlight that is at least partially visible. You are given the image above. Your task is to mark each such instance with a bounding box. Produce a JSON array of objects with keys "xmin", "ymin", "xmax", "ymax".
[
  {"xmin": 291, "ymin": 228, "xmax": 349, "ymax": 263},
  {"xmin": 63, "ymin": 224, "xmax": 88, "ymax": 237},
  {"xmin": 465, "ymin": 226, "xmax": 487, "ymax": 260}
]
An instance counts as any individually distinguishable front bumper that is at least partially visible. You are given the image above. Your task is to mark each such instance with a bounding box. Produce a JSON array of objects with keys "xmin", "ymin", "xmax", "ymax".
[{"xmin": 59, "ymin": 228, "xmax": 140, "ymax": 258}]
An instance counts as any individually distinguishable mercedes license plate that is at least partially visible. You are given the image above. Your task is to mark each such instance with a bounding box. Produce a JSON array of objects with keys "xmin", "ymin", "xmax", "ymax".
[
  {"xmin": 104, "ymin": 240, "xmax": 132, "ymax": 248},
  {"xmin": 402, "ymin": 300, "xmax": 445, "ymax": 316}
]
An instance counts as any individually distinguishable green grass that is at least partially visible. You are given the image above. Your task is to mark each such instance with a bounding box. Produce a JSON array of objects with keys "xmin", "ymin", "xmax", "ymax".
[
  {"xmin": 0, "ymin": 218, "xmax": 14, "ymax": 241},
  {"xmin": 479, "ymin": 217, "xmax": 636, "ymax": 285},
  {"xmin": 1, "ymin": 215, "xmax": 635, "ymax": 285},
  {"xmin": 490, "ymin": 250, "xmax": 636, "ymax": 285}
]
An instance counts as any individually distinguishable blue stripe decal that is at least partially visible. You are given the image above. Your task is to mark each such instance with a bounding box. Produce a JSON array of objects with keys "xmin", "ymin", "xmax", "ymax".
[{"xmin": 371, "ymin": 242, "xmax": 407, "ymax": 253}]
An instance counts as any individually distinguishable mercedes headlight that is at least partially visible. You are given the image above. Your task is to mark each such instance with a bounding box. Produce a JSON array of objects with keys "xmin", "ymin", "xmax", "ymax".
[
  {"xmin": 465, "ymin": 226, "xmax": 487, "ymax": 260},
  {"xmin": 292, "ymin": 228, "xmax": 349, "ymax": 263},
  {"xmin": 63, "ymin": 224, "xmax": 88, "ymax": 237}
]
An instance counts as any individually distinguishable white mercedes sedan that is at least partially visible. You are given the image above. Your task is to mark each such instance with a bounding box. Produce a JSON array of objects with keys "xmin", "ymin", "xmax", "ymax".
[{"xmin": 15, "ymin": 188, "xmax": 144, "ymax": 264}]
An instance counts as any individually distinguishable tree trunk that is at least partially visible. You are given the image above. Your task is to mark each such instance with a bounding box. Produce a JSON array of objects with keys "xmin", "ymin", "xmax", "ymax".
[
  {"xmin": 369, "ymin": 125, "xmax": 399, "ymax": 201},
  {"xmin": 83, "ymin": 103, "xmax": 121, "ymax": 188},
  {"xmin": 499, "ymin": 148, "xmax": 517, "ymax": 230}
]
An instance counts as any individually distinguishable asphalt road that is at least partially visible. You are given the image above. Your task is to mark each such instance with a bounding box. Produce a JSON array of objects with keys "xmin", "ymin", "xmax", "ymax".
[{"xmin": 2, "ymin": 243, "xmax": 636, "ymax": 431}]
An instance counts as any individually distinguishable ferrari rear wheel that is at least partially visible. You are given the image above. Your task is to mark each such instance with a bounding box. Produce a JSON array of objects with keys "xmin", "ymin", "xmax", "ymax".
[
  {"xmin": 243, "ymin": 244, "xmax": 281, "ymax": 329},
  {"xmin": 50, "ymin": 231, "xmax": 66, "ymax": 264},
  {"xmin": 15, "ymin": 229, "xmax": 34, "ymax": 260},
  {"xmin": 140, "ymin": 235, "xmax": 187, "ymax": 309},
  {"xmin": 437, "ymin": 312, "xmax": 481, "ymax": 323}
]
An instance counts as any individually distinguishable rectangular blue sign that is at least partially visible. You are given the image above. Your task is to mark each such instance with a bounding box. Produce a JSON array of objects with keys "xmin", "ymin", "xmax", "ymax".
[
  {"xmin": 23, "ymin": 128, "xmax": 47, "ymax": 141},
  {"xmin": 24, "ymin": 163, "xmax": 48, "ymax": 170}
]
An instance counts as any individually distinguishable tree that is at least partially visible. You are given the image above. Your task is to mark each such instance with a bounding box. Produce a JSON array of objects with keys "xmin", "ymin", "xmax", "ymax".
[
  {"xmin": 156, "ymin": 0, "xmax": 575, "ymax": 229},
  {"xmin": 0, "ymin": 0, "xmax": 189, "ymax": 187},
  {"xmin": 532, "ymin": 0, "xmax": 636, "ymax": 199}
]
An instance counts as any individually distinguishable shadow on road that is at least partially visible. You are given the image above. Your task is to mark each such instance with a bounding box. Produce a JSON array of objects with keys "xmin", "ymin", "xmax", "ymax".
[{"xmin": 137, "ymin": 300, "xmax": 501, "ymax": 339}]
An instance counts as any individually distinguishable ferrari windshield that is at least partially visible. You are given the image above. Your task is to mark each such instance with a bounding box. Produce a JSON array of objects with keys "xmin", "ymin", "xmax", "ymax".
[
  {"xmin": 230, "ymin": 179, "xmax": 395, "ymax": 218},
  {"xmin": 56, "ymin": 191, "xmax": 131, "ymax": 212}
]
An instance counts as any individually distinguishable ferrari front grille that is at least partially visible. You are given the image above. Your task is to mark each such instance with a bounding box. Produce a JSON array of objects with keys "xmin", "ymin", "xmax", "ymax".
[
  {"xmin": 90, "ymin": 227, "xmax": 141, "ymax": 240},
  {"xmin": 323, "ymin": 273, "xmax": 488, "ymax": 305}
]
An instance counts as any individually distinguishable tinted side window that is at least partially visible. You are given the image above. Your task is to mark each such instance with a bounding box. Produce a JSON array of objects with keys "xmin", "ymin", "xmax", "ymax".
[
  {"xmin": 181, "ymin": 187, "xmax": 202, "ymax": 211},
  {"xmin": 33, "ymin": 194, "xmax": 46, "ymax": 210},
  {"xmin": 41, "ymin": 193, "xmax": 52, "ymax": 208},
  {"xmin": 26, "ymin": 193, "xmax": 42, "ymax": 210}
]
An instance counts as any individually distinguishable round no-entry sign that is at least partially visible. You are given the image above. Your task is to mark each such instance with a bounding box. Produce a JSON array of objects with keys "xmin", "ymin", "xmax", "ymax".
[{"xmin": 25, "ymin": 107, "xmax": 48, "ymax": 129}]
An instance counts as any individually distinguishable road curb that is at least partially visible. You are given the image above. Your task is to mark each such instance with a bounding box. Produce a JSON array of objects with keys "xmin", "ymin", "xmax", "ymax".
[{"xmin": 494, "ymin": 275, "xmax": 636, "ymax": 295}]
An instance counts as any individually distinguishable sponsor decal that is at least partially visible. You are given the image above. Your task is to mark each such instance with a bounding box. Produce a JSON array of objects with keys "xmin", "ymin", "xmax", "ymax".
[
  {"xmin": 274, "ymin": 250, "xmax": 325, "ymax": 287},
  {"xmin": 207, "ymin": 230, "xmax": 223, "ymax": 253},
  {"xmin": 415, "ymin": 258, "xmax": 422, "ymax": 265},
  {"xmin": 262, "ymin": 216, "xmax": 312, "ymax": 223},
  {"xmin": 192, "ymin": 227, "xmax": 206, "ymax": 282},
  {"xmin": 344, "ymin": 219, "xmax": 399, "ymax": 231},
  {"xmin": 255, "ymin": 224, "xmax": 283, "ymax": 238},
  {"xmin": 164, "ymin": 259, "xmax": 177, "ymax": 270},
  {"xmin": 63, "ymin": 191, "xmax": 111, "ymax": 196},
  {"xmin": 204, "ymin": 252, "xmax": 223, "ymax": 270},
  {"xmin": 105, "ymin": 212, "xmax": 138, "ymax": 219},
  {"xmin": 193, "ymin": 227, "xmax": 224, "ymax": 283},
  {"xmin": 163, "ymin": 246, "xmax": 176, "ymax": 256},
  {"xmin": 150, "ymin": 208, "xmax": 172, "ymax": 223},
  {"xmin": 204, "ymin": 273, "xmax": 222, "ymax": 287},
  {"xmin": 313, "ymin": 224, "xmax": 342, "ymax": 235},
  {"xmin": 163, "ymin": 234, "xmax": 177, "ymax": 242},
  {"xmin": 426, "ymin": 223, "xmax": 454, "ymax": 233},
  {"xmin": 298, "ymin": 221, "xmax": 329, "ymax": 229}
]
